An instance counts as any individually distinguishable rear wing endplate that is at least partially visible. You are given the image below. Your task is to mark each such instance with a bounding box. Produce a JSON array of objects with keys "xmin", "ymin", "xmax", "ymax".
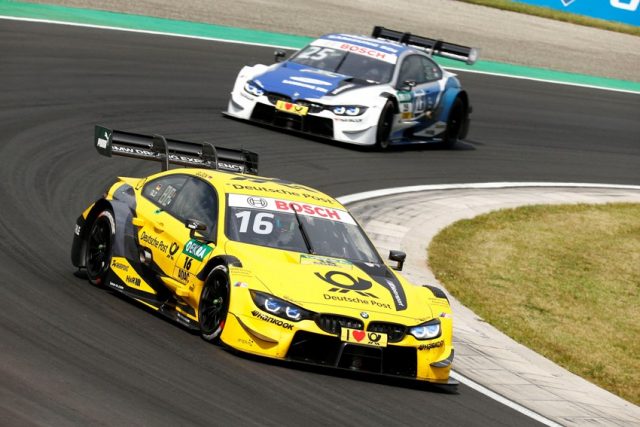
[
  {"xmin": 94, "ymin": 125, "xmax": 258, "ymax": 175},
  {"xmin": 372, "ymin": 26, "xmax": 479, "ymax": 65}
]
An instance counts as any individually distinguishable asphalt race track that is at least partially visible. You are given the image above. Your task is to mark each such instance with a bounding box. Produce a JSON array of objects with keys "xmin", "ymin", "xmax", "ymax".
[{"xmin": 1, "ymin": 20, "xmax": 639, "ymax": 426}]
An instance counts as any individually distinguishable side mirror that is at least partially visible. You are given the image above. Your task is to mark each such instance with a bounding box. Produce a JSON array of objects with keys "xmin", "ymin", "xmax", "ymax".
[
  {"xmin": 185, "ymin": 219, "xmax": 207, "ymax": 240},
  {"xmin": 274, "ymin": 50, "xmax": 286, "ymax": 63},
  {"xmin": 399, "ymin": 80, "xmax": 416, "ymax": 92},
  {"xmin": 389, "ymin": 250, "xmax": 406, "ymax": 271}
]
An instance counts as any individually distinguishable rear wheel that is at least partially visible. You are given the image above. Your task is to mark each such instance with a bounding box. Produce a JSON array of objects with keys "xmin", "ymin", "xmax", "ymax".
[
  {"xmin": 375, "ymin": 100, "xmax": 395, "ymax": 150},
  {"xmin": 85, "ymin": 210, "xmax": 115, "ymax": 286},
  {"xmin": 199, "ymin": 265, "xmax": 230, "ymax": 342},
  {"xmin": 443, "ymin": 97, "xmax": 465, "ymax": 148}
]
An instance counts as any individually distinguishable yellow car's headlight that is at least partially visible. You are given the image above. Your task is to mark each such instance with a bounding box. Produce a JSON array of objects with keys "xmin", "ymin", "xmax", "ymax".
[
  {"xmin": 409, "ymin": 319, "xmax": 441, "ymax": 340},
  {"xmin": 250, "ymin": 290, "xmax": 314, "ymax": 322}
]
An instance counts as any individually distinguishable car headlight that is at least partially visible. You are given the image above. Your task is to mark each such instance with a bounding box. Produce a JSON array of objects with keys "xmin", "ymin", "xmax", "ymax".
[
  {"xmin": 244, "ymin": 80, "xmax": 264, "ymax": 96},
  {"xmin": 332, "ymin": 106, "xmax": 367, "ymax": 116},
  {"xmin": 409, "ymin": 319, "xmax": 441, "ymax": 340},
  {"xmin": 250, "ymin": 290, "xmax": 313, "ymax": 322}
]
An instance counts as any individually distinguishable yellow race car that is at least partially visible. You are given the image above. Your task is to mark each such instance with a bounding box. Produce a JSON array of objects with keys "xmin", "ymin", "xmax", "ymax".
[{"xmin": 71, "ymin": 126, "xmax": 456, "ymax": 385}]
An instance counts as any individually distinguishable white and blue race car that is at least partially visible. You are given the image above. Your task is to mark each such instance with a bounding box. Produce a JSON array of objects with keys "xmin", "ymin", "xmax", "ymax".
[{"xmin": 225, "ymin": 26, "xmax": 479, "ymax": 149}]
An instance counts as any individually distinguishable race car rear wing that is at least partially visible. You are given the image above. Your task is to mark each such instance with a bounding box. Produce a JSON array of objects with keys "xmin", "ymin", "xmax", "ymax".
[
  {"xmin": 94, "ymin": 125, "xmax": 259, "ymax": 175},
  {"xmin": 372, "ymin": 26, "xmax": 479, "ymax": 65}
]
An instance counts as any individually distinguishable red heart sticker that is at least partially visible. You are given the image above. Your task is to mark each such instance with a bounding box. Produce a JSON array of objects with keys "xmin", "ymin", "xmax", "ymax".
[
  {"xmin": 353, "ymin": 330, "xmax": 365, "ymax": 342},
  {"xmin": 285, "ymin": 103, "xmax": 293, "ymax": 110}
]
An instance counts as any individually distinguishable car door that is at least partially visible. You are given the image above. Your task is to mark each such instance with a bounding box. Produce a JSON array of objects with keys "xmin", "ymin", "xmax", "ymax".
[
  {"xmin": 396, "ymin": 54, "xmax": 443, "ymax": 120},
  {"xmin": 137, "ymin": 174, "xmax": 193, "ymax": 280},
  {"xmin": 164, "ymin": 176, "xmax": 219, "ymax": 292}
]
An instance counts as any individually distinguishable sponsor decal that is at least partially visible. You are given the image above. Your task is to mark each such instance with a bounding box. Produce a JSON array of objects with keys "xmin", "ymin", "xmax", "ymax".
[
  {"xmin": 316, "ymin": 37, "xmax": 398, "ymax": 63},
  {"xmin": 176, "ymin": 313, "xmax": 191, "ymax": 324},
  {"xmin": 140, "ymin": 231, "xmax": 169, "ymax": 253},
  {"xmin": 111, "ymin": 259, "xmax": 129, "ymax": 272},
  {"xmin": 419, "ymin": 340, "xmax": 444, "ymax": 351},
  {"xmin": 384, "ymin": 278, "xmax": 406, "ymax": 309},
  {"xmin": 397, "ymin": 91, "xmax": 412, "ymax": 102},
  {"xmin": 354, "ymin": 262, "xmax": 408, "ymax": 312},
  {"xmin": 167, "ymin": 242, "xmax": 180, "ymax": 260},
  {"xmin": 126, "ymin": 276, "xmax": 141, "ymax": 287},
  {"xmin": 228, "ymin": 194, "xmax": 355, "ymax": 224},
  {"xmin": 439, "ymin": 312, "xmax": 452, "ymax": 318},
  {"xmin": 97, "ymin": 130, "xmax": 109, "ymax": 149},
  {"xmin": 282, "ymin": 79, "xmax": 329, "ymax": 94},
  {"xmin": 322, "ymin": 293, "xmax": 391, "ymax": 309},
  {"xmin": 182, "ymin": 239, "xmax": 212, "ymax": 262},
  {"xmin": 289, "ymin": 76, "xmax": 332, "ymax": 87},
  {"xmin": 300, "ymin": 254, "xmax": 352, "ymax": 268},
  {"xmin": 194, "ymin": 171, "xmax": 212, "ymax": 179},
  {"xmin": 177, "ymin": 268, "xmax": 189, "ymax": 282},
  {"xmin": 251, "ymin": 310, "xmax": 293, "ymax": 330},
  {"xmin": 315, "ymin": 271, "xmax": 378, "ymax": 298},
  {"xmin": 334, "ymin": 117, "xmax": 363, "ymax": 123},
  {"xmin": 237, "ymin": 338, "xmax": 254, "ymax": 347},
  {"xmin": 275, "ymin": 99, "xmax": 310, "ymax": 115},
  {"xmin": 109, "ymin": 281, "xmax": 124, "ymax": 290},
  {"xmin": 247, "ymin": 196, "xmax": 268, "ymax": 208},
  {"xmin": 233, "ymin": 281, "xmax": 249, "ymax": 288},
  {"xmin": 341, "ymin": 327, "xmax": 388, "ymax": 347},
  {"xmin": 109, "ymin": 146, "xmax": 244, "ymax": 173}
]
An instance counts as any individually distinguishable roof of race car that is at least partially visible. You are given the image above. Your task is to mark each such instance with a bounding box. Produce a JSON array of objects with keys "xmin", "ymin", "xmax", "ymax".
[
  {"xmin": 313, "ymin": 33, "xmax": 415, "ymax": 62},
  {"xmin": 152, "ymin": 168, "xmax": 345, "ymax": 210}
]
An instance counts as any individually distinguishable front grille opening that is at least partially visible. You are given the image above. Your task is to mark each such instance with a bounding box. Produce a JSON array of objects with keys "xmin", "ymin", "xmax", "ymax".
[
  {"xmin": 287, "ymin": 331, "xmax": 341, "ymax": 365},
  {"xmin": 337, "ymin": 344, "xmax": 383, "ymax": 373},
  {"xmin": 368, "ymin": 322, "xmax": 407, "ymax": 343},
  {"xmin": 250, "ymin": 103, "xmax": 334, "ymax": 138},
  {"xmin": 315, "ymin": 314, "xmax": 363, "ymax": 335}
]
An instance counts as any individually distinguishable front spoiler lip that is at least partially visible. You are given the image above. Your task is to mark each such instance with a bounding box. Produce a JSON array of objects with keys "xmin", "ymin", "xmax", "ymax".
[{"xmin": 284, "ymin": 357, "xmax": 459, "ymax": 388}]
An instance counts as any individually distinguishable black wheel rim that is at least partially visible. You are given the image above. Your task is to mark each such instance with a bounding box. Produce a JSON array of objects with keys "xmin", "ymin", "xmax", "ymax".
[
  {"xmin": 86, "ymin": 216, "xmax": 112, "ymax": 279},
  {"xmin": 200, "ymin": 276, "xmax": 228, "ymax": 335}
]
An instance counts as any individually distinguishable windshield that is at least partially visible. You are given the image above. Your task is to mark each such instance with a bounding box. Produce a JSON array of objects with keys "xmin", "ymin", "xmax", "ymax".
[
  {"xmin": 225, "ymin": 194, "xmax": 381, "ymax": 264},
  {"xmin": 290, "ymin": 45, "xmax": 395, "ymax": 84}
]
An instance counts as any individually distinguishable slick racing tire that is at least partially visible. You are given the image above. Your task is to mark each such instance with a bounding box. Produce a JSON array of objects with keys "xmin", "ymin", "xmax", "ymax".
[
  {"xmin": 85, "ymin": 210, "xmax": 115, "ymax": 286},
  {"xmin": 375, "ymin": 100, "xmax": 395, "ymax": 150},
  {"xmin": 443, "ymin": 97, "xmax": 465, "ymax": 149},
  {"xmin": 199, "ymin": 265, "xmax": 230, "ymax": 342}
]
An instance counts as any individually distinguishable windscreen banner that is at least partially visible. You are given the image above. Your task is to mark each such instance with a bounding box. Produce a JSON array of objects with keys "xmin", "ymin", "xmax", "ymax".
[{"xmin": 509, "ymin": 0, "xmax": 639, "ymax": 26}]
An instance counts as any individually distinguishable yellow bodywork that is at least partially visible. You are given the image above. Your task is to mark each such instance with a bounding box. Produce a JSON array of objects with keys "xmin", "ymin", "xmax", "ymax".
[{"xmin": 91, "ymin": 169, "xmax": 454, "ymax": 383}]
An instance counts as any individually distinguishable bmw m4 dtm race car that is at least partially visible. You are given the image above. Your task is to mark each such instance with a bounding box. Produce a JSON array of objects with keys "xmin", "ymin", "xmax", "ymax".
[
  {"xmin": 225, "ymin": 26, "xmax": 478, "ymax": 149},
  {"xmin": 72, "ymin": 126, "xmax": 456, "ymax": 385}
]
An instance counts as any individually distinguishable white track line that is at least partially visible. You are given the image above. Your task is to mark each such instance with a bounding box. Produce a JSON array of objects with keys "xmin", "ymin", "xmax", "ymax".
[{"xmin": 2, "ymin": 15, "xmax": 639, "ymax": 94}]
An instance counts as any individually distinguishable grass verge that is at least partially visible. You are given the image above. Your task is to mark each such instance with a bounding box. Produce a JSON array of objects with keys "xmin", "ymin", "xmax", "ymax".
[
  {"xmin": 428, "ymin": 203, "xmax": 640, "ymax": 405},
  {"xmin": 457, "ymin": 0, "xmax": 640, "ymax": 37}
]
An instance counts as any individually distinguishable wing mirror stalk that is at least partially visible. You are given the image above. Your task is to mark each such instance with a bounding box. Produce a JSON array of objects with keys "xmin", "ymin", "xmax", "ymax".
[{"xmin": 185, "ymin": 219, "xmax": 208, "ymax": 241}]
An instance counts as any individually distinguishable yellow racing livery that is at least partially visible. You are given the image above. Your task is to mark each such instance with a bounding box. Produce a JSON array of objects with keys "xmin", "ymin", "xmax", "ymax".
[{"xmin": 71, "ymin": 126, "xmax": 456, "ymax": 385}]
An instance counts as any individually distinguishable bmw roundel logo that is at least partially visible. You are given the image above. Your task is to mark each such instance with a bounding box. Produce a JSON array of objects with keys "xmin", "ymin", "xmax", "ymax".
[
  {"xmin": 360, "ymin": 312, "xmax": 369, "ymax": 319},
  {"xmin": 247, "ymin": 197, "xmax": 267, "ymax": 208}
]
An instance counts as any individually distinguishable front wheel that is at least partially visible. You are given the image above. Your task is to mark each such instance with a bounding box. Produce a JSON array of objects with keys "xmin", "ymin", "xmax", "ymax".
[
  {"xmin": 85, "ymin": 210, "xmax": 115, "ymax": 286},
  {"xmin": 375, "ymin": 100, "xmax": 395, "ymax": 150},
  {"xmin": 199, "ymin": 265, "xmax": 230, "ymax": 342}
]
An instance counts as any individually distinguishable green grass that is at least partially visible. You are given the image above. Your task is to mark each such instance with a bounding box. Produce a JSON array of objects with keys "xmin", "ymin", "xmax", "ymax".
[
  {"xmin": 428, "ymin": 203, "xmax": 640, "ymax": 405},
  {"xmin": 457, "ymin": 0, "xmax": 640, "ymax": 37}
]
